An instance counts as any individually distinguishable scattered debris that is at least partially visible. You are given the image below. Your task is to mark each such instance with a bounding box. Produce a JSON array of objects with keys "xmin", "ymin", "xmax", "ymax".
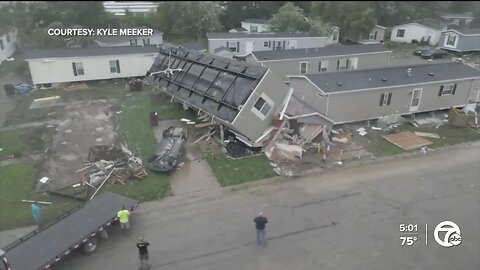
[
  {"xmin": 64, "ymin": 129, "xmax": 72, "ymax": 133},
  {"xmin": 96, "ymin": 138, "xmax": 103, "ymax": 142},
  {"xmin": 21, "ymin": 200, "xmax": 52, "ymax": 205},
  {"xmin": 448, "ymin": 106, "xmax": 478, "ymax": 128},
  {"xmin": 95, "ymin": 127, "xmax": 104, "ymax": 131},
  {"xmin": 72, "ymin": 183, "xmax": 82, "ymax": 188},
  {"xmin": 356, "ymin": 127, "xmax": 367, "ymax": 136},
  {"xmin": 413, "ymin": 131, "xmax": 440, "ymax": 139},
  {"xmin": 39, "ymin": 177, "xmax": 50, "ymax": 184},
  {"xmin": 383, "ymin": 131, "xmax": 433, "ymax": 151},
  {"xmin": 420, "ymin": 146, "xmax": 434, "ymax": 154},
  {"xmin": 371, "ymin": 126, "xmax": 382, "ymax": 131},
  {"xmin": 65, "ymin": 83, "xmax": 89, "ymax": 92}
]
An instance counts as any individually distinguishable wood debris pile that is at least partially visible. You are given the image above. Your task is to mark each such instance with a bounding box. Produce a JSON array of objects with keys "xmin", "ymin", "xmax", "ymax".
[{"xmin": 77, "ymin": 145, "xmax": 147, "ymax": 187}]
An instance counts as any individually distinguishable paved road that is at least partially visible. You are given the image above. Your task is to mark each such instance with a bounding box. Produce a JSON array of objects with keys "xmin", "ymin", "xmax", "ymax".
[{"xmin": 20, "ymin": 144, "xmax": 480, "ymax": 270}]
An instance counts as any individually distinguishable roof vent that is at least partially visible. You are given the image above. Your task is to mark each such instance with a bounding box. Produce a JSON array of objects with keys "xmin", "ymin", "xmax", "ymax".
[
  {"xmin": 381, "ymin": 78, "xmax": 387, "ymax": 81},
  {"xmin": 407, "ymin": 68, "xmax": 412, "ymax": 77},
  {"xmin": 337, "ymin": 82, "xmax": 343, "ymax": 86},
  {"xmin": 428, "ymin": 72, "xmax": 434, "ymax": 76},
  {"xmin": 369, "ymin": 78, "xmax": 372, "ymax": 81}
]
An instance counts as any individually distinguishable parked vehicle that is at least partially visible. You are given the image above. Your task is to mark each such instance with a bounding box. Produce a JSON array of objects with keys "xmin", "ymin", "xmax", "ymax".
[
  {"xmin": 413, "ymin": 47, "xmax": 430, "ymax": 56},
  {"xmin": 148, "ymin": 126, "xmax": 188, "ymax": 173},
  {"xmin": 0, "ymin": 192, "xmax": 138, "ymax": 270},
  {"xmin": 420, "ymin": 48, "xmax": 448, "ymax": 59}
]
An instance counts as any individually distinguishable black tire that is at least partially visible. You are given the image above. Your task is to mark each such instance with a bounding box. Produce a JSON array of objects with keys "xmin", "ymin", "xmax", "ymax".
[{"xmin": 82, "ymin": 237, "xmax": 98, "ymax": 255}]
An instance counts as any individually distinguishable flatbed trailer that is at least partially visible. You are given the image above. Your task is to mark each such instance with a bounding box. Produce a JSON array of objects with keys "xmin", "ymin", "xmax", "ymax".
[{"xmin": 0, "ymin": 192, "xmax": 138, "ymax": 270}]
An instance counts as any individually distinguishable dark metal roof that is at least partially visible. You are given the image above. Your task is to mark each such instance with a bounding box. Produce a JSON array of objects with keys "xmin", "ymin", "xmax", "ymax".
[
  {"xmin": 25, "ymin": 46, "xmax": 160, "ymax": 59},
  {"xmin": 207, "ymin": 32, "xmax": 324, "ymax": 39},
  {"xmin": 242, "ymin": 19, "xmax": 270, "ymax": 24},
  {"xmin": 304, "ymin": 62, "xmax": 480, "ymax": 94},
  {"xmin": 252, "ymin": 44, "xmax": 390, "ymax": 61},
  {"xmin": 178, "ymin": 41, "xmax": 206, "ymax": 51},
  {"xmin": 145, "ymin": 44, "xmax": 268, "ymax": 123}
]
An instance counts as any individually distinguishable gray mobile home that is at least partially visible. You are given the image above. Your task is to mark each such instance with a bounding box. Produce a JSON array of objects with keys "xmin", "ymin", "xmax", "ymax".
[
  {"xmin": 145, "ymin": 45, "xmax": 288, "ymax": 146},
  {"xmin": 287, "ymin": 62, "xmax": 480, "ymax": 125},
  {"xmin": 207, "ymin": 31, "xmax": 339, "ymax": 57},
  {"xmin": 439, "ymin": 28, "xmax": 480, "ymax": 52},
  {"xmin": 245, "ymin": 44, "xmax": 392, "ymax": 80},
  {"xmin": 94, "ymin": 28, "xmax": 163, "ymax": 47}
]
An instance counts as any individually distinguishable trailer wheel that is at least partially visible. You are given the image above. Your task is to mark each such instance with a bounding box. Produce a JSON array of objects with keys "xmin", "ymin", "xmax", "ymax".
[{"xmin": 82, "ymin": 237, "xmax": 98, "ymax": 255}]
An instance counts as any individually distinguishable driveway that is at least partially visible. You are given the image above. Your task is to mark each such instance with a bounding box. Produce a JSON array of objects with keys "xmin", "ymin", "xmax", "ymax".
[
  {"xmin": 47, "ymin": 142, "xmax": 480, "ymax": 270},
  {"xmin": 152, "ymin": 120, "xmax": 220, "ymax": 197}
]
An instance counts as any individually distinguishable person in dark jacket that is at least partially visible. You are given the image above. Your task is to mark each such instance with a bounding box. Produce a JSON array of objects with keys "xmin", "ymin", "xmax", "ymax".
[
  {"xmin": 254, "ymin": 212, "xmax": 268, "ymax": 246},
  {"xmin": 137, "ymin": 236, "xmax": 150, "ymax": 270}
]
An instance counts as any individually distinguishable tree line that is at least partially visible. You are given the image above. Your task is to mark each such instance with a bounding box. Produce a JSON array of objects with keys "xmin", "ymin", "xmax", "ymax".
[{"xmin": 1, "ymin": 1, "xmax": 479, "ymax": 49}]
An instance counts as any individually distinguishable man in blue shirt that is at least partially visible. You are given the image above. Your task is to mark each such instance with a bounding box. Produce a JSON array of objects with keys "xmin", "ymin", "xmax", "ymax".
[
  {"xmin": 31, "ymin": 203, "xmax": 43, "ymax": 227},
  {"xmin": 254, "ymin": 212, "xmax": 268, "ymax": 246}
]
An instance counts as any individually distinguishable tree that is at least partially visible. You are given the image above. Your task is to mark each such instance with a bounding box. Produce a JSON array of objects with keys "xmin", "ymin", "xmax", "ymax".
[
  {"xmin": 153, "ymin": 2, "xmax": 224, "ymax": 41},
  {"xmin": 307, "ymin": 18, "xmax": 334, "ymax": 36},
  {"xmin": 310, "ymin": 2, "xmax": 377, "ymax": 41},
  {"xmin": 448, "ymin": 1, "xmax": 474, "ymax": 13},
  {"xmin": 269, "ymin": 2, "xmax": 310, "ymax": 32}
]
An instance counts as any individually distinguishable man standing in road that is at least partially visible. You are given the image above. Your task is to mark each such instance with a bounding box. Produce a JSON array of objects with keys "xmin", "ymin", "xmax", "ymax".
[
  {"xmin": 117, "ymin": 205, "xmax": 131, "ymax": 235},
  {"xmin": 254, "ymin": 212, "xmax": 268, "ymax": 246},
  {"xmin": 137, "ymin": 236, "xmax": 150, "ymax": 270}
]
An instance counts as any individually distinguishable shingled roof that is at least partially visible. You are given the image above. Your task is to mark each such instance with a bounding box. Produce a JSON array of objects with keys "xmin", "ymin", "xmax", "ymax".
[
  {"xmin": 25, "ymin": 46, "xmax": 159, "ymax": 60},
  {"xmin": 251, "ymin": 44, "xmax": 391, "ymax": 61},
  {"xmin": 301, "ymin": 62, "xmax": 480, "ymax": 94}
]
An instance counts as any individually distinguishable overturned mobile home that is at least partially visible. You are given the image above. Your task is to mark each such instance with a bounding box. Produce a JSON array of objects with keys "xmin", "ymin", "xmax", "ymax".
[{"xmin": 145, "ymin": 44, "xmax": 288, "ymax": 146}]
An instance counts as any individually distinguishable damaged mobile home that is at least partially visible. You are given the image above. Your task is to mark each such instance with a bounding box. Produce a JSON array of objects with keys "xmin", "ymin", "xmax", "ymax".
[{"xmin": 145, "ymin": 44, "xmax": 288, "ymax": 147}]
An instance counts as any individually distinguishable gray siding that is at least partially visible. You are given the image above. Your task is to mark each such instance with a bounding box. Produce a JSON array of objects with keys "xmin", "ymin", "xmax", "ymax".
[
  {"xmin": 288, "ymin": 77, "xmax": 328, "ymax": 115},
  {"xmin": 233, "ymin": 69, "xmax": 289, "ymax": 141},
  {"xmin": 208, "ymin": 37, "xmax": 330, "ymax": 57},
  {"xmin": 290, "ymin": 77, "xmax": 479, "ymax": 124},
  {"xmin": 326, "ymin": 79, "xmax": 478, "ymax": 123},
  {"xmin": 251, "ymin": 52, "xmax": 391, "ymax": 81},
  {"xmin": 439, "ymin": 32, "xmax": 480, "ymax": 52}
]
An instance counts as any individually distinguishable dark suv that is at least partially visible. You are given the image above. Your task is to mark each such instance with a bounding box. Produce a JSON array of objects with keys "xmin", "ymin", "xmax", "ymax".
[
  {"xmin": 420, "ymin": 48, "xmax": 448, "ymax": 59},
  {"xmin": 148, "ymin": 127, "xmax": 188, "ymax": 173}
]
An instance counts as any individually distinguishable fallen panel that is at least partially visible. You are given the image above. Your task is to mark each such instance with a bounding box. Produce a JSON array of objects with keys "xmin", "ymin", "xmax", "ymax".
[{"xmin": 383, "ymin": 131, "xmax": 432, "ymax": 151}]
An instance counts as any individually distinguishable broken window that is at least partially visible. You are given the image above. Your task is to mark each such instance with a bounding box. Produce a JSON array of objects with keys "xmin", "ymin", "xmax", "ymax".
[
  {"xmin": 110, "ymin": 60, "xmax": 120, "ymax": 73},
  {"xmin": 379, "ymin": 92, "xmax": 392, "ymax": 106},
  {"xmin": 300, "ymin": 61, "xmax": 308, "ymax": 74},
  {"xmin": 446, "ymin": 35, "xmax": 456, "ymax": 46},
  {"xmin": 439, "ymin": 84, "xmax": 456, "ymax": 96},
  {"xmin": 397, "ymin": 29, "xmax": 405, "ymax": 38},
  {"xmin": 143, "ymin": 38, "xmax": 150, "ymax": 45},
  {"xmin": 72, "ymin": 62, "xmax": 84, "ymax": 76},
  {"xmin": 250, "ymin": 25, "xmax": 258, "ymax": 32}
]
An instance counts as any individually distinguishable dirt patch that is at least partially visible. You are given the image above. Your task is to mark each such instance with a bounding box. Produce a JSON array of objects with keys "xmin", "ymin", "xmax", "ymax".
[{"xmin": 38, "ymin": 99, "xmax": 121, "ymax": 191}]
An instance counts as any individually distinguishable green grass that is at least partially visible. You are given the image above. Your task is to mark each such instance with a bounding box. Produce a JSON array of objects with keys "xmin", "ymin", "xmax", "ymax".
[
  {"xmin": 0, "ymin": 127, "xmax": 52, "ymax": 160},
  {"xmin": 355, "ymin": 124, "xmax": 480, "ymax": 157},
  {"xmin": 0, "ymin": 163, "xmax": 81, "ymax": 230},
  {"xmin": 205, "ymin": 153, "xmax": 276, "ymax": 186},
  {"xmin": 105, "ymin": 92, "xmax": 195, "ymax": 201}
]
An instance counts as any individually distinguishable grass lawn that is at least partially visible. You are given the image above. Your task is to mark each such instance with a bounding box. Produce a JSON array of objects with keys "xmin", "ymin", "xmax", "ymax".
[
  {"xmin": 206, "ymin": 153, "xmax": 276, "ymax": 186},
  {"xmin": 108, "ymin": 91, "xmax": 195, "ymax": 201},
  {"xmin": 0, "ymin": 163, "xmax": 81, "ymax": 230},
  {"xmin": 0, "ymin": 127, "xmax": 52, "ymax": 160},
  {"xmin": 355, "ymin": 124, "xmax": 480, "ymax": 157}
]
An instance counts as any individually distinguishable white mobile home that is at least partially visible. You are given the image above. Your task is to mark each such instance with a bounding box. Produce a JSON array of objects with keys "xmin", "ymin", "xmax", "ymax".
[
  {"xmin": 241, "ymin": 19, "xmax": 270, "ymax": 33},
  {"xmin": 390, "ymin": 22, "xmax": 443, "ymax": 45},
  {"xmin": 25, "ymin": 46, "xmax": 159, "ymax": 86}
]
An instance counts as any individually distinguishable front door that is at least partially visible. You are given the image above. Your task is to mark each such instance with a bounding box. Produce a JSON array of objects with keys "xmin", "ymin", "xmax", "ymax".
[
  {"xmin": 246, "ymin": 41, "xmax": 253, "ymax": 54},
  {"xmin": 409, "ymin": 88, "xmax": 422, "ymax": 112}
]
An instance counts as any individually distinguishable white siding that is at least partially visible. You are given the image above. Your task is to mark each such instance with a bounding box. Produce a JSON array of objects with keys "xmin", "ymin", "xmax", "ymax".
[
  {"xmin": 96, "ymin": 34, "xmax": 163, "ymax": 47},
  {"xmin": 390, "ymin": 23, "xmax": 441, "ymax": 45},
  {"xmin": 27, "ymin": 53, "xmax": 157, "ymax": 85},
  {"xmin": 0, "ymin": 29, "xmax": 17, "ymax": 64}
]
